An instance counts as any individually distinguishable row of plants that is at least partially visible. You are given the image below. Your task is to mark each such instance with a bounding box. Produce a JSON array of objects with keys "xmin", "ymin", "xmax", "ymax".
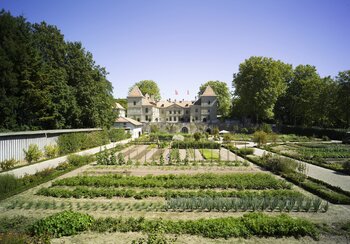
[
  {"xmin": 224, "ymin": 144, "xmax": 350, "ymax": 204},
  {"xmin": 6, "ymin": 199, "xmax": 164, "ymax": 212},
  {"xmin": 246, "ymin": 155, "xmax": 350, "ymax": 204},
  {"xmin": 58, "ymin": 129, "xmax": 130, "ymax": 155},
  {"xmin": 0, "ymin": 154, "xmax": 94, "ymax": 201},
  {"xmin": 37, "ymin": 186, "xmax": 302, "ymax": 199},
  {"xmin": 171, "ymin": 141, "xmax": 220, "ymax": 149},
  {"xmin": 166, "ymin": 196, "xmax": 327, "ymax": 212},
  {"xmin": 27, "ymin": 211, "xmax": 319, "ymax": 240},
  {"xmin": 51, "ymin": 173, "xmax": 291, "ymax": 190},
  {"xmin": 0, "ymin": 129, "xmax": 130, "ymax": 171},
  {"xmin": 264, "ymin": 144, "xmax": 349, "ymax": 173}
]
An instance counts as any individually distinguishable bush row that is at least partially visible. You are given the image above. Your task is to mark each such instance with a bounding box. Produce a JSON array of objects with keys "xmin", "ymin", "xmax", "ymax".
[
  {"xmin": 279, "ymin": 125, "xmax": 348, "ymax": 140},
  {"xmin": 91, "ymin": 213, "xmax": 319, "ymax": 240},
  {"xmin": 52, "ymin": 173, "xmax": 291, "ymax": 190},
  {"xmin": 247, "ymin": 156, "xmax": 350, "ymax": 204},
  {"xmin": 37, "ymin": 187, "xmax": 302, "ymax": 200},
  {"xmin": 0, "ymin": 154, "xmax": 94, "ymax": 201},
  {"xmin": 57, "ymin": 129, "xmax": 129, "ymax": 155}
]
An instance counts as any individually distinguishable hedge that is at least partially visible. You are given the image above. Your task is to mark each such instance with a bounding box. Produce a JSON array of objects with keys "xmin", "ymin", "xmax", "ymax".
[
  {"xmin": 279, "ymin": 125, "xmax": 348, "ymax": 140},
  {"xmin": 172, "ymin": 141, "xmax": 220, "ymax": 149}
]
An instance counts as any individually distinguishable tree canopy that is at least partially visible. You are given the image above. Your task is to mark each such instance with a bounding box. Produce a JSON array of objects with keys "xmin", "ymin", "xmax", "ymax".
[
  {"xmin": 232, "ymin": 56, "xmax": 293, "ymax": 122},
  {"xmin": 0, "ymin": 10, "xmax": 116, "ymax": 131},
  {"xmin": 130, "ymin": 80, "xmax": 161, "ymax": 100},
  {"xmin": 198, "ymin": 81, "xmax": 231, "ymax": 117}
]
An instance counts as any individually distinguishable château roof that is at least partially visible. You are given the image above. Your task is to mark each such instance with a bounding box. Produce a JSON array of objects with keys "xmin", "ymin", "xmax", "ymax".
[
  {"xmin": 128, "ymin": 86, "xmax": 144, "ymax": 98},
  {"xmin": 115, "ymin": 102, "xmax": 125, "ymax": 110},
  {"xmin": 201, "ymin": 85, "xmax": 216, "ymax": 97},
  {"xmin": 115, "ymin": 116, "xmax": 142, "ymax": 126}
]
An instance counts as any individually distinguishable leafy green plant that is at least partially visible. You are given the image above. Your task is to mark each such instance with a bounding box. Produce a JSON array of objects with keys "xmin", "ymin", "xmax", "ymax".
[
  {"xmin": 253, "ymin": 131, "xmax": 268, "ymax": 147},
  {"xmin": 67, "ymin": 154, "xmax": 94, "ymax": 167},
  {"xmin": 238, "ymin": 148, "xmax": 254, "ymax": 155},
  {"xmin": 44, "ymin": 144, "xmax": 59, "ymax": 159},
  {"xmin": 0, "ymin": 174, "xmax": 19, "ymax": 195},
  {"xmin": 23, "ymin": 144, "xmax": 43, "ymax": 163},
  {"xmin": 30, "ymin": 211, "xmax": 94, "ymax": 238},
  {"xmin": 0, "ymin": 159, "xmax": 18, "ymax": 170}
]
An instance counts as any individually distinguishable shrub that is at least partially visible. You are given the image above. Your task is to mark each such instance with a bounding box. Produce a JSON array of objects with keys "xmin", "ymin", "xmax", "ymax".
[
  {"xmin": 261, "ymin": 154, "xmax": 298, "ymax": 175},
  {"xmin": 238, "ymin": 148, "xmax": 254, "ymax": 156},
  {"xmin": 172, "ymin": 141, "xmax": 220, "ymax": 149},
  {"xmin": 67, "ymin": 154, "xmax": 94, "ymax": 167},
  {"xmin": 44, "ymin": 144, "xmax": 59, "ymax": 159},
  {"xmin": 259, "ymin": 123, "xmax": 272, "ymax": 133},
  {"xmin": 193, "ymin": 132, "xmax": 202, "ymax": 141},
  {"xmin": 253, "ymin": 131, "xmax": 268, "ymax": 147},
  {"xmin": 223, "ymin": 134, "xmax": 232, "ymax": 143},
  {"xmin": 81, "ymin": 131, "xmax": 109, "ymax": 150},
  {"xmin": 23, "ymin": 144, "xmax": 43, "ymax": 164},
  {"xmin": 0, "ymin": 159, "xmax": 18, "ymax": 170},
  {"xmin": 0, "ymin": 174, "xmax": 19, "ymax": 195},
  {"xmin": 109, "ymin": 128, "xmax": 129, "ymax": 142},
  {"xmin": 57, "ymin": 133, "xmax": 85, "ymax": 155},
  {"xmin": 343, "ymin": 160, "xmax": 350, "ymax": 173},
  {"xmin": 30, "ymin": 211, "xmax": 94, "ymax": 238}
]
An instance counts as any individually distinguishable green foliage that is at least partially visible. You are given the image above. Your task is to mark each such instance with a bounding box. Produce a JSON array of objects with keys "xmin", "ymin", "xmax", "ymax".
[
  {"xmin": 238, "ymin": 148, "xmax": 255, "ymax": 156},
  {"xmin": 108, "ymin": 128, "xmax": 130, "ymax": 142},
  {"xmin": 0, "ymin": 216, "xmax": 37, "ymax": 234},
  {"xmin": 132, "ymin": 222, "xmax": 177, "ymax": 244},
  {"xmin": 92, "ymin": 213, "xmax": 318, "ymax": 240},
  {"xmin": 193, "ymin": 132, "xmax": 202, "ymax": 141},
  {"xmin": 199, "ymin": 81, "xmax": 232, "ymax": 117},
  {"xmin": 44, "ymin": 144, "xmax": 59, "ymax": 159},
  {"xmin": 261, "ymin": 154, "xmax": 298, "ymax": 175},
  {"xmin": 67, "ymin": 154, "xmax": 94, "ymax": 167},
  {"xmin": 253, "ymin": 131, "xmax": 268, "ymax": 146},
  {"xmin": 23, "ymin": 144, "xmax": 43, "ymax": 163},
  {"xmin": 0, "ymin": 174, "xmax": 19, "ymax": 195},
  {"xmin": 0, "ymin": 159, "xmax": 18, "ymax": 170},
  {"xmin": 259, "ymin": 123, "xmax": 272, "ymax": 133},
  {"xmin": 0, "ymin": 11, "xmax": 115, "ymax": 131},
  {"xmin": 233, "ymin": 56, "xmax": 293, "ymax": 122},
  {"xmin": 130, "ymin": 80, "xmax": 161, "ymax": 100},
  {"xmin": 51, "ymin": 173, "xmax": 291, "ymax": 190},
  {"xmin": 37, "ymin": 186, "xmax": 302, "ymax": 200},
  {"xmin": 30, "ymin": 211, "xmax": 94, "ymax": 238},
  {"xmin": 166, "ymin": 196, "xmax": 326, "ymax": 213}
]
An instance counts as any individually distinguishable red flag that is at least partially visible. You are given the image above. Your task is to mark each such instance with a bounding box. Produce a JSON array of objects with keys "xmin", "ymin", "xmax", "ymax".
[{"xmin": 175, "ymin": 90, "xmax": 178, "ymax": 95}]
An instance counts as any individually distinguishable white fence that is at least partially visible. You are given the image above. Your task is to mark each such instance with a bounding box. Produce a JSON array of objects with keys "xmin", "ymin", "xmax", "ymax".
[{"xmin": 0, "ymin": 128, "xmax": 101, "ymax": 162}]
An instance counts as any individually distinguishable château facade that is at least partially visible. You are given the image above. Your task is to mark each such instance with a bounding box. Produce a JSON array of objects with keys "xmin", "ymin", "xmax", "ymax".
[{"xmin": 127, "ymin": 85, "xmax": 218, "ymax": 123}]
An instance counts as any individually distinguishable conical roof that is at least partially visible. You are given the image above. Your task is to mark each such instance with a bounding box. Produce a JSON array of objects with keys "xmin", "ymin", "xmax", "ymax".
[
  {"xmin": 128, "ymin": 86, "xmax": 144, "ymax": 97},
  {"xmin": 201, "ymin": 85, "xmax": 216, "ymax": 96}
]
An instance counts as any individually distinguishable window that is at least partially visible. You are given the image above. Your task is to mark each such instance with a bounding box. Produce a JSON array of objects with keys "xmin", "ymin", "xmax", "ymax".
[
  {"xmin": 137, "ymin": 118, "xmax": 140, "ymax": 122},
  {"xmin": 195, "ymin": 117, "xmax": 198, "ymax": 121},
  {"xmin": 169, "ymin": 117, "xmax": 172, "ymax": 121},
  {"xmin": 195, "ymin": 109, "xmax": 198, "ymax": 113},
  {"xmin": 208, "ymin": 109, "xmax": 210, "ymax": 113},
  {"xmin": 145, "ymin": 108, "xmax": 148, "ymax": 113},
  {"xmin": 208, "ymin": 100, "xmax": 211, "ymax": 105},
  {"xmin": 145, "ymin": 115, "xmax": 148, "ymax": 121},
  {"xmin": 169, "ymin": 111, "xmax": 172, "ymax": 114},
  {"xmin": 185, "ymin": 110, "xmax": 189, "ymax": 114},
  {"xmin": 133, "ymin": 101, "xmax": 136, "ymax": 106},
  {"xmin": 178, "ymin": 110, "xmax": 180, "ymax": 114}
]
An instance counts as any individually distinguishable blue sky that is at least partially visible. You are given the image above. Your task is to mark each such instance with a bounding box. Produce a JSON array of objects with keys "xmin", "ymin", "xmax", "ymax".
[{"xmin": 2, "ymin": 0, "xmax": 350, "ymax": 100}]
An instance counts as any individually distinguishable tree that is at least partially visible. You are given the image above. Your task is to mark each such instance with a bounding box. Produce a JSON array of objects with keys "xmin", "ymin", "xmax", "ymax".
[
  {"xmin": 232, "ymin": 56, "xmax": 293, "ymax": 122},
  {"xmin": 0, "ymin": 10, "xmax": 116, "ymax": 131},
  {"xmin": 336, "ymin": 70, "xmax": 350, "ymax": 127},
  {"xmin": 275, "ymin": 65, "xmax": 323, "ymax": 126},
  {"xmin": 199, "ymin": 81, "xmax": 231, "ymax": 117},
  {"xmin": 130, "ymin": 80, "xmax": 161, "ymax": 100}
]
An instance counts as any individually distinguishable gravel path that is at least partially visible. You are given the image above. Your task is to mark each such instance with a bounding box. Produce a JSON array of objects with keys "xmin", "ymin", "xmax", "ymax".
[
  {"xmin": 252, "ymin": 147, "xmax": 350, "ymax": 192},
  {"xmin": 1, "ymin": 139, "xmax": 131, "ymax": 178}
]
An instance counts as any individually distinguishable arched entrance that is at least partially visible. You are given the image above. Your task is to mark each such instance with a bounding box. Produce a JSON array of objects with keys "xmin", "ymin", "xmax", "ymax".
[{"xmin": 181, "ymin": 127, "xmax": 189, "ymax": 134}]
